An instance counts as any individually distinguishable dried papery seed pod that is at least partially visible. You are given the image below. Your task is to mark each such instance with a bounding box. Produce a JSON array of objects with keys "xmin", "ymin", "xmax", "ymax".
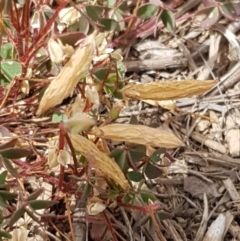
[
  {"xmin": 121, "ymin": 80, "xmax": 217, "ymax": 101},
  {"xmin": 64, "ymin": 112, "xmax": 96, "ymax": 134},
  {"xmin": 37, "ymin": 33, "xmax": 96, "ymax": 115},
  {"xmin": 58, "ymin": 6, "xmax": 81, "ymax": 26},
  {"xmin": 87, "ymin": 197, "xmax": 106, "ymax": 215},
  {"xmin": 48, "ymin": 38, "xmax": 74, "ymax": 63}
]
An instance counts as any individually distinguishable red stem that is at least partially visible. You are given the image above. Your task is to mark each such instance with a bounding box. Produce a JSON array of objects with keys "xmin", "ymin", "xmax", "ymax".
[
  {"xmin": 102, "ymin": 212, "xmax": 118, "ymax": 241},
  {"xmin": 58, "ymin": 121, "xmax": 66, "ymax": 191},
  {"xmin": 64, "ymin": 132, "xmax": 78, "ymax": 174},
  {"xmin": 22, "ymin": 0, "xmax": 30, "ymax": 53}
]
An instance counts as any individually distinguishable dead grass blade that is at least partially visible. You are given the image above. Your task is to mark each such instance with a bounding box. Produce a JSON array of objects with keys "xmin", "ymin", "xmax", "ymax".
[
  {"xmin": 70, "ymin": 134, "xmax": 129, "ymax": 191},
  {"xmin": 92, "ymin": 124, "xmax": 184, "ymax": 148},
  {"xmin": 121, "ymin": 80, "xmax": 217, "ymax": 101},
  {"xmin": 37, "ymin": 33, "xmax": 96, "ymax": 115}
]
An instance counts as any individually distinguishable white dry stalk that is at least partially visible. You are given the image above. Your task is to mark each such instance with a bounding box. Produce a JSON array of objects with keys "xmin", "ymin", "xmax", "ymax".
[
  {"xmin": 197, "ymin": 32, "xmax": 221, "ymax": 80},
  {"xmin": 37, "ymin": 33, "xmax": 96, "ymax": 115},
  {"xmin": 202, "ymin": 214, "xmax": 226, "ymax": 241}
]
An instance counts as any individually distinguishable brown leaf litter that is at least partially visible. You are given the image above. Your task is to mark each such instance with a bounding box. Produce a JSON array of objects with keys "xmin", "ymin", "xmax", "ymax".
[{"xmin": 119, "ymin": 4, "xmax": 240, "ymax": 241}]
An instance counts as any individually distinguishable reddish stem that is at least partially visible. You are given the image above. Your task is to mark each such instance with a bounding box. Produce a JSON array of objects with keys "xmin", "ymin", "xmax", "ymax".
[
  {"xmin": 102, "ymin": 211, "xmax": 118, "ymax": 241},
  {"xmin": 22, "ymin": 0, "xmax": 30, "ymax": 53},
  {"xmin": 64, "ymin": 132, "xmax": 78, "ymax": 174},
  {"xmin": 58, "ymin": 121, "xmax": 66, "ymax": 191}
]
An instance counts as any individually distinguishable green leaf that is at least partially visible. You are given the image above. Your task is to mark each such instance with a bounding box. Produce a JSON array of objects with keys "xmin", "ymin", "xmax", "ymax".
[
  {"xmin": 116, "ymin": 61, "xmax": 126, "ymax": 79},
  {"xmin": 140, "ymin": 191, "xmax": 157, "ymax": 203},
  {"xmin": 0, "ymin": 138, "xmax": 18, "ymax": 150},
  {"xmin": 137, "ymin": 215, "xmax": 150, "ymax": 226},
  {"xmin": 1, "ymin": 157, "xmax": 19, "ymax": 178},
  {"xmin": 93, "ymin": 68, "xmax": 109, "ymax": 82},
  {"xmin": 196, "ymin": 7, "xmax": 220, "ymax": 28},
  {"xmin": 99, "ymin": 18, "xmax": 118, "ymax": 31},
  {"xmin": 104, "ymin": 74, "xmax": 117, "ymax": 88},
  {"xmin": 109, "ymin": 179, "xmax": 122, "ymax": 192},
  {"xmin": 0, "ymin": 171, "xmax": 7, "ymax": 185},
  {"xmin": 0, "ymin": 61, "xmax": 22, "ymax": 81},
  {"xmin": 0, "ymin": 196, "xmax": 7, "ymax": 208},
  {"xmin": 144, "ymin": 163, "xmax": 163, "ymax": 179},
  {"xmin": 0, "ymin": 210, "xmax": 3, "ymax": 225},
  {"xmin": 119, "ymin": 1, "xmax": 128, "ymax": 11},
  {"xmin": 160, "ymin": 9, "xmax": 175, "ymax": 32},
  {"xmin": 58, "ymin": 32, "xmax": 86, "ymax": 47},
  {"xmin": 52, "ymin": 113, "xmax": 67, "ymax": 123},
  {"xmin": 86, "ymin": 5, "xmax": 104, "ymax": 22},
  {"xmin": 0, "ymin": 74, "xmax": 8, "ymax": 86},
  {"xmin": 27, "ymin": 188, "xmax": 44, "ymax": 201},
  {"xmin": 79, "ymin": 155, "xmax": 87, "ymax": 164},
  {"xmin": 129, "ymin": 115, "xmax": 139, "ymax": 125},
  {"xmin": 158, "ymin": 211, "xmax": 173, "ymax": 220},
  {"xmin": 37, "ymin": 84, "xmax": 48, "ymax": 102},
  {"xmin": 112, "ymin": 81, "xmax": 124, "ymax": 99},
  {"xmin": 127, "ymin": 171, "xmax": 143, "ymax": 182},
  {"xmin": 3, "ymin": 15, "xmax": 13, "ymax": 30},
  {"xmin": 8, "ymin": 207, "xmax": 25, "ymax": 227},
  {"xmin": 150, "ymin": 148, "xmax": 165, "ymax": 163},
  {"xmin": 78, "ymin": 15, "xmax": 89, "ymax": 34},
  {"xmin": 43, "ymin": 8, "xmax": 53, "ymax": 20},
  {"xmin": 220, "ymin": 2, "xmax": 240, "ymax": 21},
  {"xmin": 114, "ymin": 10, "xmax": 125, "ymax": 31},
  {"xmin": 129, "ymin": 145, "xmax": 146, "ymax": 161},
  {"xmin": 82, "ymin": 183, "xmax": 92, "ymax": 201},
  {"xmin": 109, "ymin": 102, "xmax": 124, "ymax": 121},
  {"xmin": 137, "ymin": 3, "xmax": 159, "ymax": 20},
  {"xmin": 107, "ymin": 190, "xmax": 119, "ymax": 199},
  {"xmin": 138, "ymin": 179, "xmax": 145, "ymax": 190},
  {"xmin": 0, "ymin": 148, "xmax": 30, "ymax": 159},
  {"xmin": 15, "ymin": 0, "xmax": 25, "ymax": 5},
  {"xmin": 109, "ymin": 149, "xmax": 127, "ymax": 171},
  {"xmin": 29, "ymin": 200, "xmax": 58, "ymax": 210},
  {"xmin": 0, "ymin": 191, "xmax": 17, "ymax": 200},
  {"xmin": 0, "ymin": 231, "xmax": 11, "ymax": 239},
  {"xmin": 122, "ymin": 193, "xmax": 133, "ymax": 203},
  {"xmin": 107, "ymin": 0, "xmax": 116, "ymax": 7},
  {"xmin": 0, "ymin": 43, "xmax": 13, "ymax": 59}
]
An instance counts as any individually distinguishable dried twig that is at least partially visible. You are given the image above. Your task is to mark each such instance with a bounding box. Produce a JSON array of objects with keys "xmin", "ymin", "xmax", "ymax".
[
  {"xmin": 123, "ymin": 54, "xmax": 187, "ymax": 72},
  {"xmin": 194, "ymin": 193, "xmax": 208, "ymax": 241}
]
